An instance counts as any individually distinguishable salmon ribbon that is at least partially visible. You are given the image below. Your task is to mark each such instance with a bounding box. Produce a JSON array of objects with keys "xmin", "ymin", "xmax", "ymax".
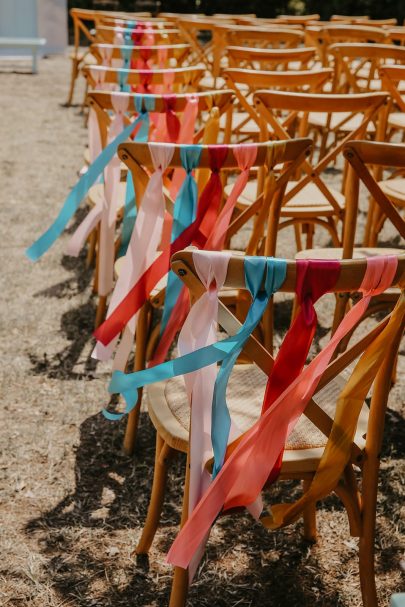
[
  {"xmin": 166, "ymin": 255, "xmax": 398, "ymax": 570},
  {"xmin": 151, "ymin": 144, "xmax": 259, "ymax": 366},
  {"xmin": 94, "ymin": 145, "xmax": 229, "ymax": 349},
  {"xmin": 26, "ymin": 95, "xmax": 154, "ymax": 261}
]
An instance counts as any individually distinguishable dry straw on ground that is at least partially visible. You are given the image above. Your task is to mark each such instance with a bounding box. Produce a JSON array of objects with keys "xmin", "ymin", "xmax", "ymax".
[{"xmin": 0, "ymin": 53, "xmax": 404, "ymax": 607}]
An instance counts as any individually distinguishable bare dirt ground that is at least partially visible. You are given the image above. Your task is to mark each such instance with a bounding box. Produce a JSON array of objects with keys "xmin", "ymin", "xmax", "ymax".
[{"xmin": 0, "ymin": 53, "xmax": 404, "ymax": 607}]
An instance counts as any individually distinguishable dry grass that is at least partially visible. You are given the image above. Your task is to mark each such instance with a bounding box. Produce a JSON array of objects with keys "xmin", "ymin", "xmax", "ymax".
[{"xmin": 0, "ymin": 53, "xmax": 404, "ymax": 607}]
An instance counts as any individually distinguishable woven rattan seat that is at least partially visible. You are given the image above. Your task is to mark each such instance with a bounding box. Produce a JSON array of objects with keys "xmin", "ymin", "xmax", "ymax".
[{"xmin": 147, "ymin": 363, "xmax": 369, "ymax": 470}]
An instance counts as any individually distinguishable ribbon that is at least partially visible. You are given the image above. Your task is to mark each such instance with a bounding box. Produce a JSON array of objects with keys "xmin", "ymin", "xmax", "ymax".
[
  {"xmin": 263, "ymin": 284, "xmax": 405, "ymax": 530},
  {"xmin": 94, "ymin": 145, "xmax": 229, "ymax": 348},
  {"xmin": 93, "ymin": 142, "xmax": 174, "ymax": 361},
  {"xmin": 26, "ymin": 96, "xmax": 155, "ymax": 262},
  {"xmin": 119, "ymin": 46, "xmax": 132, "ymax": 92},
  {"xmin": 119, "ymin": 171, "xmax": 136, "ymax": 257},
  {"xmin": 177, "ymin": 251, "xmax": 231, "ymax": 580},
  {"xmin": 262, "ymin": 259, "xmax": 341, "ymax": 485},
  {"xmin": 65, "ymin": 95, "xmax": 153, "ymax": 258},
  {"xmin": 168, "ymin": 95, "xmax": 200, "ymax": 198},
  {"xmin": 211, "ymin": 255, "xmax": 287, "ymax": 478},
  {"xmin": 166, "ymin": 256, "xmax": 398, "ymax": 570},
  {"xmin": 151, "ymin": 145, "xmax": 258, "ymax": 366},
  {"xmin": 159, "ymin": 146, "xmax": 202, "ymax": 336}
]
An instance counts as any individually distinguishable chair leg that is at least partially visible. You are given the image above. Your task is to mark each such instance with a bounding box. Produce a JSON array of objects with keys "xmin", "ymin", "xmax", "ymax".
[
  {"xmin": 358, "ymin": 467, "xmax": 379, "ymax": 607},
  {"xmin": 95, "ymin": 295, "xmax": 107, "ymax": 329},
  {"xmin": 302, "ymin": 479, "xmax": 317, "ymax": 542},
  {"xmin": 122, "ymin": 303, "xmax": 151, "ymax": 455},
  {"xmin": 169, "ymin": 452, "xmax": 191, "ymax": 607},
  {"xmin": 86, "ymin": 228, "xmax": 97, "ymax": 268},
  {"xmin": 137, "ymin": 434, "xmax": 175, "ymax": 554},
  {"xmin": 65, "ymin": 57, "xmax": 79, "ymax": 106}
]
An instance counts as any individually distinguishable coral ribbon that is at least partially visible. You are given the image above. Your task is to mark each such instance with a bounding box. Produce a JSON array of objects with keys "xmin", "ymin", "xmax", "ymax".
[
  {"xmin": 263, "ymin": 259, "xmax": 341, "ymax": 484},
  {"xmin": 166, "ymin": 256, "xmax": 397, "ymax": 570}
]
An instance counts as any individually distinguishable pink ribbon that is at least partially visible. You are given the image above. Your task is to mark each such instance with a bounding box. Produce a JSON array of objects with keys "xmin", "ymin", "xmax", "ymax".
[
  {"xmin": 177, "ymin": 251, "xmax": 231, "ymax": 579},
  {"xmin": 93, "ymin": 142, "xmax": 174, "ymax": 361},
  {"xmin": 166, "ymin": 255, "xmax": 398, "ymax": 570}
]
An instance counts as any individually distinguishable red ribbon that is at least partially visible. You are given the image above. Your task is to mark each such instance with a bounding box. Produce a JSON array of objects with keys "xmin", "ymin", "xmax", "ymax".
[
  {"xmin": 262, "ymin": 259, "xmax": 341, "ymax": 486},
  {"xmin": 164, "ymin": 95, "xmax": 181, "ymax": 143},
  {"xmin": 94, "ymin": 146, "xmax": 229, "ymax": 347}
]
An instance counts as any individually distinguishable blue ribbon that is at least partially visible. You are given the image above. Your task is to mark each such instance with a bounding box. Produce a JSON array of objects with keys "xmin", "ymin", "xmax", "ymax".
[
  {"xmin": 160, "ymin": 146, "xmax": 202, "ymax": 335},
  {"xmin": 211, "ymin": 257, "xmax": 286, "ymax": 477},
  {"xmin": 26, "ymin": 96, "xmax": 155, "ymax": 262},
  {"xmin": 104, "ymin": 257, "xmax": 287, "ymax": 423},
  {"xmin": 119, "ymin": 46, "xmax": 133, "ymax": 92}
]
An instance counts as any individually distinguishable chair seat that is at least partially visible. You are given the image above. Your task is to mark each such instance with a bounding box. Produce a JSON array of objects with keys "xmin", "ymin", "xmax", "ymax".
[
  {"xmin": 308, "ymin": 111, "xmax": 375, "ymax": 133},
  {"xmin": 219, "ymin": 111, "xmax": 260, "ymax": 135},
  {"xmin": 378, "ymin": 177, "xmax": 405, "ymax": 208},
  {"xmin": 147, "ymin": 363, "xmax": 369, "ymax": 473},
  {"xmin": 388, "ymin": 113, "xmax": 405, "ymax": 130},
  {"xmin": 88, "ymin": 181, "xmax": 127, "ymax": 208},
  {"xmin": 226, "ymin": 179, "xmax": 345, "ymax": 217}
]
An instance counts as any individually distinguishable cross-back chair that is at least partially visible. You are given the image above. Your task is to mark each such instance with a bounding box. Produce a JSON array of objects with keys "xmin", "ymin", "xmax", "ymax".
[
  {"xmin": 82, "ymin": 89, "xmax": 235, "ymax": 329},
  {"xmin": 132, "ymin": 249, "xmax": 405, "ymax": 607},
  {"xmin": 250, "ymin": 90, "xmax": 388, "ymax": 253},
  {"xmin": 90, "ymin": 42, "xmax": 192, "ymax": 70},
  {"xmin": 221, "ymin": 67, "xmax": 332, "ymax": 141},
  {"xmin": 306, "ymin": 25, "xmax": 389, "ymax": 67},
  {"xmin": 295, "ymin": 140, "xmax": 405, "ymax": 335},
  {"xmin": 379, "ymin": 64, "xmax": 405, "ymax": 140},
  {"xmin": 66, "ymin": 8, "xmax": 155, "ymax": 105},
  {"xmin": 329, "ymin": 43, "xmax": 405, "ymax": 94},
  {"xmin": 226, "ymin": 45, "xmax": 317, "ymax": 71},
  {"xmin": 101, "ymin": 138, "xmax": 312, "ymax": 454}
]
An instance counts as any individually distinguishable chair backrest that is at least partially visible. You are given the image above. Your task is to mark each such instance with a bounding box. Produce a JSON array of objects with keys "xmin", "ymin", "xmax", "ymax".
[
  {"xmin": 212, "ymin": 25, "xmax": 304, "ymax": 79},
  {"xmin": 90, "ymin": 42, "xmax": 192, "ymax": 69},
  {"xmin": 253, "ymin": 90, "xmax": 388, "ymax": 252},
  {"xmin": 379, "ymin": 64, "xmax": 405, "ymax": 112},
  {"xmin": 95, "ymin": 25, "xmax": 183, "ymax": 45},
  {"xmin": 342, "ymin": 140, "xmax": 405, "ymax": 252},
  {"xmin": 172, "ymin": 250, "xmax": 405, "ymax": 494},
  {"xmin": 329, "ymin": 43, "xmax": 405, "ymax": 93},
  {"xmin": 277, "ymin": 14, "xmax": 320, "ymax": 25},
  {"xmin": 226, "ymin": 46, "xmax": 317, "ymax": 71},
  {"xmin": 306, "ymin": 25, "xmax": 389, "ymax": 66},
  {"xmin": 222, "ymin": 68, "xmax": 333, "ymax": 136},
  {"xmin": 83, "ymin": 64, "xmax": 205, "ymax": 93}
]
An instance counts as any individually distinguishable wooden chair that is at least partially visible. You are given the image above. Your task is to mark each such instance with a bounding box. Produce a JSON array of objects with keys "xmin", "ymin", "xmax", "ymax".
[
  {"xmin": 66, "ymin": 8, "xmax": 154, "ymax": 105},
  {"xmin": 249, "ymin": 90, "xmax": 388, "ymax": 252},
  {"xmin": 85, "ymin": 89, "xmax": 235, "ymax": 329},
  {"xmin": 305, "ymin": 25, "xmax": 389, "ymax": 67},
  {"xmin": 379, "ymin": 64, "xmax": 405, "ymax": 140},
  {"xmin": 94, "ymin": 25, "xmax": 184, "ymax": 46},
  {"xmin": 90, "ymin": 42, "xmax": 192, "ymax": 69},
  {"xmin": 329, "ymin": 43, "xmax": 405, "ymax": 94},
  {"xmin": 226, "ymin": 45, "xmax": 317, "ymax": 71},
  {"xmin": 141, "ymin": 249, "xmax": 405, "ymax": 607},
  {"xmin": 295, "ymin": 140, "xmax": 405, "ymax": 332},
  {"xmin": 212, "ymin": 25, "xmax": 305, "ymax": 83},
  {"xmin": 82, "ymin": 64, "xmax": 205, "ymax": 94},
  {"xmin": 221, "ymin": 67, "xmax": 332, "ymax": 141},
  {"xmin": 114, "ymin": 138, "xmax": 312, "ymax": 453}
]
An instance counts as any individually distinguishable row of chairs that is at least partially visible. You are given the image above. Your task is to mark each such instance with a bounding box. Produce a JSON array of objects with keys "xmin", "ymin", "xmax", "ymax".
[{"xmin": 30, "ymin": 9, "xmax": 405, "ymax": 607}]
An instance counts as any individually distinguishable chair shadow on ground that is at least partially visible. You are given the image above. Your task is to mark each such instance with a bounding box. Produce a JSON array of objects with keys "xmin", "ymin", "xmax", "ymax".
[{"xmin": 29, "ymin": 208, "xmax": 99, "ymax": 379}]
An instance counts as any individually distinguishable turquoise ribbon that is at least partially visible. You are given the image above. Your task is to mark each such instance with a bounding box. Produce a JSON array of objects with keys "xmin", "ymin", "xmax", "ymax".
[
  {"xmin": 211, "ymin": 257, "xmax": 287, "ymax": 477},
  {"xmin": 104, "ymin": 257, "xmax": 287, "ymax": 423},
  {"xmin": 160, "ymin": 146, "xmax": 202, "ymax": 335},
  {"xmin": 26, "ymin": 96, "xmax": 155, "ymax": 262},
  {"xmin": 119, "ymin": 46, "xmax": 132, "ymax": 92},
  {"xmin": 124, "ymin": 21, "xmax": 136, "ymax": 44}
]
